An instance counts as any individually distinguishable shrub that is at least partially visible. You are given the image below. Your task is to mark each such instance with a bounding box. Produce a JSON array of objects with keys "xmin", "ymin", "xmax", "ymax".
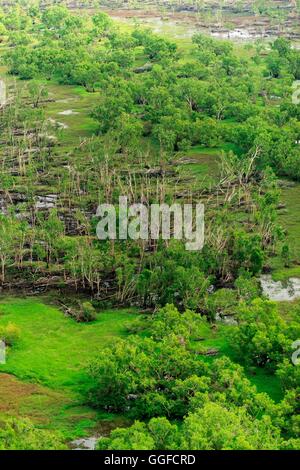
[
  {"xmin": 0, "ymin": 417, "xmax": 66, "ymax": 450},
  {"xmin": 205, "ymin": 288, "xmax": 238, "ymax": 321},
  {"xmin": 79, "ymin": 301, "xmax": 97, "ymax": 323},
  {"xmin": 230, "ymin": 299, "xmax": 292, "ymax": 371},
  {"xmin": 125, "ymin": 316, "xmax": 149, "ymax": 334},
  {"xmin": 0, "ymin": 323, "xmax": 21, "ymax": 346},
  {"xmin": 87, "ymin": 334, "xmax": 208, "ymax": 418}
]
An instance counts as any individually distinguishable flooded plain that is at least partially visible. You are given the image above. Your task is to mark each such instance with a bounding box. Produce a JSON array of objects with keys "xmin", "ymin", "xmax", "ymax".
[{"xmin": 109, "ymin": 11, "xmax": 300, "ymax": 43}]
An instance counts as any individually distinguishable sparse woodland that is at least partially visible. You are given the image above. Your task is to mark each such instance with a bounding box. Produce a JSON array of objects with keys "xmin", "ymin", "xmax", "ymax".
[{"xmin": 0, "ymin": 0, "xmax": 299, "ymax": 451}]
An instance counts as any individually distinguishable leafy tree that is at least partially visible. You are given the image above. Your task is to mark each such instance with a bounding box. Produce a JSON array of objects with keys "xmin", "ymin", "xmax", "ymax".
[
  {"xmin": 150, "ymin": 303, "xmax": 210, "ymax": 343},
  {"xmin": 231, "ymin": 299, "xmax": 294, "ymax": 371},
  {"xmin": 98, "ymin": 402, "xmax": 283, "ymax": 450},
  {"xmin": 137, "ymin": 250, "xmax": 210, "ymax": 310},
  {"xmin": 87, "ymin": 333, "xmax": 207, "ymax": 418},
  {"xmin": 35, "ymin": 209, "xmax": 64, "ymax": 268},
  {"xmin": 0, "ymin": 215, "xmax": 24, "ymax": 282},
  {"xmin": 98, "ymin": 418, "xmax": 179, "ymax": 450},
  {"xmin": 0, "ymin": 418, "xmax": 66, "ymax": 450},
  {"xmin": 181, "ymin": 402, "xmax": 280, "ymax": 450}
]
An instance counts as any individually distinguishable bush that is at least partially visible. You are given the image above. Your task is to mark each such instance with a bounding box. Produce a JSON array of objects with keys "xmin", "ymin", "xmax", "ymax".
[
  {"xmin": 125, "ymin": 316, "xmax": 149, "ymax": 334},
  {"xmin": 97, "ymin": 403, "xmax": 282, "ymax": 450},
  {"xmin": 230, "ymin": 299, "xmax": 293, "ymax": 371},
  {"xmin": 60, "ymin": 300, "xmax": 97, "ymax": 323},
  {"xmin": 205, "ymin": 288, "xmax": 238, "ymax": 321},
  {"xmin": 87, "ymin": 334, "xmax": 208, "ymax": 418},
  {"xmin": 72, "ymin": 302, "xmax": 97, "ymax": 323},
  {"xmin": 0, "ymin": 323, "xmax": 21, "ymax": 346},
  {"xmin": 150, "ymin": 304, "xmax": 210, "ymax": 343},
  {"xmin": 79, "ymin": 301, "xmax": 97, "ymax": 322},
  {"xmin": 0, "ymin": 417, "xmax": 66, "ymax": 450}
]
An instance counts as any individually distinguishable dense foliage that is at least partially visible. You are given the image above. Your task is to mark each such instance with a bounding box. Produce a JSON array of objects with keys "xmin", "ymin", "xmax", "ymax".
[
  {"xmin": 0, "ymin": 4, "xmax": 295, "ymax": 302},
  {"xmin": 0, "ymin": 417, "xmax": 65, "ymax": 450},
  {"xmin": 89, "ymin": 303, "xmax": 300, "ymax": 450}
]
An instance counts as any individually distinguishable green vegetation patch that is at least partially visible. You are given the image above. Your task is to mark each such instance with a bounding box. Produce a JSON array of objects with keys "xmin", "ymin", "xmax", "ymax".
[{"xmin": 0, "ymin": 297, "xmax": 138, "ymax": 390}]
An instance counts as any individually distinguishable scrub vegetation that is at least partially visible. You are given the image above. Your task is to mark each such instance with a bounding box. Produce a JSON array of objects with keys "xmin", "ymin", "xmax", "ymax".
[{"xmin": 0, "ymin": 0, "xmax": 299, "ymax": 450}]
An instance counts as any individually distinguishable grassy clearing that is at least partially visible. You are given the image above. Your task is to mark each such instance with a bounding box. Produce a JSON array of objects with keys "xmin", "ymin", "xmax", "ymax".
[
  {"xmin": 45, "ymin": 83, "xmax": 99, "ymax": 149},
  {"xmin": 272, "ymin": 266, "xmax": 300, "ymax": 282},
  {"xmin": 270, "ymin": 182, "xmax": 300, "ymax": 280},
  {"xmin": 278, "ymin": 183, "xmax": 300, "ymax": 260},
  {"xmin": 0, "ymin": 371, "xmax": 99, "ymax": 438},
  {"xmin": 0, "ymin": 297, "xmax": 137, "ymax": 390},
  {"xmin": 277, "ymin": 297, "xmax": 300, "ymax": 321},
  {"xmin": 178, "ymin": 146, "xmax": 221, "ymax": 189},
  {"xmin": 246, "ymin": 368, "xmax": 283, "ymax": 403},
  {"xmin": 176, "ymin": 142, "xmax": 243, "ymax": 190},
  {"xmin": 0, "ymin": 297, "xmax": 137, "ymax": 439},
  {"xmin": 0, "ymin": 369, "xmax": 129, "ymax": 439}
]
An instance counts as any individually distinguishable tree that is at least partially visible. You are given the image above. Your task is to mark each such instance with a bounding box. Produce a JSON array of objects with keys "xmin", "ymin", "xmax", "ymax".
[
  {"xmin": 97, "ymin": 402, "xmax": 283, "ymax": 450},
  {"xmin": 149, "ymin": 304, "xmax": 210, "ymax": 343},
  {"xmin": 0, "ymin": 417, "xmax": 66, "ymax": 450},
  {"xmin": 230, "ymin": 299, "xmax": 294, "ymax": 371},
  {"xmin": 272, "ymin": 37, "xmax": 291, "ymax": 57},
  {"xmin": 181, "ymin": 402, "xmax": 280, "ymax": 450},
  {"xmin": 132, "ymin": 29, "xmax": 177, "ymax": 61},
  {"xmin": 0, "ymin": 215, "xmax": 23, "ymax": 283},
  {"xmin": 92, "ymin": 79, "xmax": 135, "ymax": 134},
  {"xmin": 92, "ymin": 12, "xmax": 112, "ymax": 37},
  {"xmin": 87, "ymin": 333, "xmax": 207, "ymax": 418},
  {"xmin": 27, "ymin": 80, "xmax": 48, "ymax": 108},
  {"xmin": 36, "ymin": 209, "xmax": 64, "ymax": 268},
  {"xmin": 98, "ymin": 418, "xmax": 179, "ymax": 450},
  {"xmin": 72, "ymin": 61, "xmax": 101, "ymax": 92},
  {"xmin": 137, "ymin": 251, "xmax": 210, "ymax": 309}
]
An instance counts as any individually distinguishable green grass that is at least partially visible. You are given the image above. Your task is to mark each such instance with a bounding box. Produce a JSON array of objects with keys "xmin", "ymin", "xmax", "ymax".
[
  {"xmin": 270, "ymin": 182, "xmax": 300, "ymax": 279},
  {"xmin": 0, "ymin": 297, "xmax": 137, "ymax": 439},
  {"xmin": 272, "ymin": 266, "xmax": 300, "ymax": 282},
  {"xmin": 278, "ymin": 183, "xmax": 300, "ymax": 261},
  {"xmin": 45, "ymin": 83, "xmax": 99, "ymax": 148},
  {"xmin": 177, "ymin": 146, "xmax": 220, "ymax": 189},
  {"xmin": 277, "ymin": 298, "xmax": 300, "ymax": 321},
  {"xmin": 178, "ymin": 143, "xmax": 242, "ymax": 190},
  {"xmin": 0, "ymin": 297, "xmax": 137, "ymax": 390},
  {"xmin": 245, "ymin": 367, "xmax": 283, "ymax": 403}
]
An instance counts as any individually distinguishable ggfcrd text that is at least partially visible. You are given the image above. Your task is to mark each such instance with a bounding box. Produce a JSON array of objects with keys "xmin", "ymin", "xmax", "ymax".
[
  {"xmin": 104, "ymin": 454, "xmax": 196, "ymax": 467},
  {"xmin": 96, "ymin": 196, "xmax": 205, "ymax": 251}
]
